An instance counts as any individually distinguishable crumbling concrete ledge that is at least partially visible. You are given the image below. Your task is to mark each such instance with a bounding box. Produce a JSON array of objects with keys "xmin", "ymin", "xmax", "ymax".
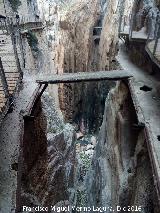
[{"xmin": 128, "ymin": 78, "xmax": 160, "ymax": 204}]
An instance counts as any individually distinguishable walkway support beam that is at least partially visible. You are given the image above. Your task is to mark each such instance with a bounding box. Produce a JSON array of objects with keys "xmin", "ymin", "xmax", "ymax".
[{"xmin": 36, "ymin": 70, "xmax": 132, "ymax": 84}]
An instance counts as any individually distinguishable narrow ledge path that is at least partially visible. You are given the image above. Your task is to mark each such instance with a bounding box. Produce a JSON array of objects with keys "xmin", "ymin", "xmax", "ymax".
[{"xmin": 117, "ymin": 42, "xmax": 160, "ymax": 201}]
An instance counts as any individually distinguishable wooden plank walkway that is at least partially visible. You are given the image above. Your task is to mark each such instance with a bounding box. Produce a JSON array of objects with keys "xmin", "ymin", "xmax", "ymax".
[
  {"xmin": 36, "ymin": 70, "xmax": 132, "ymax": 84},
  {"xmin": 19, "ymin": 21, "xmax": 43, "ymax": 32},
  {"xmin": 0, "ymin": 30, "xmax": 21, "ymax": 113},
  {"xmin": 120, "ymin": 26, "xmax": 152, "ymax": 42}
]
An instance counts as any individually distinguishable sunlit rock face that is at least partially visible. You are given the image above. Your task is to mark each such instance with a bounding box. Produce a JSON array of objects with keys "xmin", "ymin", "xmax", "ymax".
[
  {"xmin": 55, "ymin": 0, "xmax": 120, "ymax": 132},
  {"xmin": 98, "ymin": 0, "xmax": 119, "ymax": 70},
  {"xmin": 55, "ymin": 0, "xmax": 101, "ymax": 126}
]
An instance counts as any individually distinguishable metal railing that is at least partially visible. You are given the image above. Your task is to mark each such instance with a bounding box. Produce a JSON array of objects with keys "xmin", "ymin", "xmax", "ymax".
[{"xmin": 0, "ymin": 57, "xmax": 9, "ymax": 98}]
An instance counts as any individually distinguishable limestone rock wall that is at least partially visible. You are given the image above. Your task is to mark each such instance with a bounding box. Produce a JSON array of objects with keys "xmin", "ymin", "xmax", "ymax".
[
  {"xmin": 126, "ymin": 0, "xmax": 160, "ymax": 74},
  {"xmin": 55, "ymin": 0, "xmax": 120, "ymax": 132},
  {"xmin": 131, "ymin": 0, "xmax": 159, "ymax": 35},
  {"xmin": 85, "ymin": 82, "xmax": 159, "ymax": 212},
  {"xmin": 98, "ymin": 0, "xmax": 119, "ymax": 70},
  {"xmin": 55, "ymin": 0, "xmax": 102, "ymax": 126},
  {"xmin": 17, "ymin": 96, "xmax": 76, "ymax": 211}
]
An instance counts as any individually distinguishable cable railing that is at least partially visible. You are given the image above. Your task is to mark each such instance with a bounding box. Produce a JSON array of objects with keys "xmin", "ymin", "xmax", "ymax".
[{"xmin": 0, "ymin": 57, "xmax": 9, "ymax": 98}]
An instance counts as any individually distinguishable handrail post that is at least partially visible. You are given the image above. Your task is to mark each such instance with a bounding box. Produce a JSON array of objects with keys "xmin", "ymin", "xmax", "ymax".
[
  {"xmin": 0, "ymin": 57, "xmax": 9, "ymax": 98},
  {"xmin": 10, "ymin": 19, "xmax": 23, "ymax": 79},
  {"xmin": 153, "ymin": 22, "xmax": 160, "ymax": 55},
  {"xmin": 147, "ymin": 13, "xmax": 153, "ymax": 44},
  {"xmin": 129, "ymin": 8, "xmax": 135, "ymax": 39},
  {"xmin": 16, "ymin": 17, "xmax": 25, "ymax": 69}
]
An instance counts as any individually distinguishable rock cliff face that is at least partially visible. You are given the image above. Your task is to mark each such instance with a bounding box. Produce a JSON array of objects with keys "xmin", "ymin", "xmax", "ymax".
[
  {"xmin": 125, "ymin": 0, "xmax": 160, "ymax": 73},
  {"xmin": 86, "ymin": 82, "xmax": 159, "ymax": 212},
  {"xmin": 1, "ymin": 0, "xmax": 160, "ymax": 212},
  {"xmin": 16, "ymin": 0, "xmax": 135, "ymax": 210},
  {"xmin": 98, "ymin": 0, "xmax": 120, "ymax": 70},
  {"xmin": 55, "ymin": 0, "xmax": 120, "ymax": 132},
  {"xmin": 17, "ymin": 96, "xmax": 76, "ymax": 212},
  {"xmin": 56, "ymin": 0, "xmax": 101, "ymax": 124}
]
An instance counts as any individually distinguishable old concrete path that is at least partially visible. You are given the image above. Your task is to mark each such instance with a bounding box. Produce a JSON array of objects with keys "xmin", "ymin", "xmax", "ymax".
[{"xmin": 117, "ymin": 42, "xmax": 160, "ymax": 201}]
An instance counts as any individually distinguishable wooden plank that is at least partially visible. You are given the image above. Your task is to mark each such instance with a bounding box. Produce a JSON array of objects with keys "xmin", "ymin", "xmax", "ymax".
[
  {"xmin": 36, "ymin": 70, "xmax": 132, "ymax": 84},
  {"xmin": 5, "ymin": 73, "xmax": 19, "ymax": 77}
]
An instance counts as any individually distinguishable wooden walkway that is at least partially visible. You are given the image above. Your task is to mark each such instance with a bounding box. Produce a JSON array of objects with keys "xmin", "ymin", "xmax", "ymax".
[
  {"xmin": 120, "ymin": 26, "xmax": 151, "ymax": 42},
  {"xmin": 36, "ymin": 70, "xmax": 132, "ymax": 84},
  {"xmin": 0, "ymin": 30, "xmax": 21, "ymax": 113},
  {"xmin": 19, "ymin": 21, "xmax": 43, "ymax": 32}
]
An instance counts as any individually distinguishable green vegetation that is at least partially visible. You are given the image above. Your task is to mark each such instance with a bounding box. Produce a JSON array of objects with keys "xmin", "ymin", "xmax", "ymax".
[
  {"xmin": 8, "ymin": 0, "xmax": 21, "ymax": 12},
  {"xmin": 79, "ymin": 152, "xmax": 91, "ymax": 170},
  {"xmin": 76, "ymin": 189, "xmax": 87, "ymax": 207},
  {"xmin": 27, "ymin": 30, "xmax": 39, "ymax": 54}
]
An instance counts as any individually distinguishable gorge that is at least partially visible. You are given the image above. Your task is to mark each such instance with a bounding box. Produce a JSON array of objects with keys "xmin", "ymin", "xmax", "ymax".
[{"xmin": 0, "ymin": 0, "xmax": 160, "ymax": 213}]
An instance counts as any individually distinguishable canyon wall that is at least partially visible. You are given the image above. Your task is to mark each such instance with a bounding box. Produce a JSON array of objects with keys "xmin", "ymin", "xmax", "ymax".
[
  {"xmin": 55, "ymin": 0, "xmax": 120, "ymax": 133},
  {"xmin": 127, "ymin": 0, "xmax": 160, "ymax": 74},
  {"xmin": 17, "ymin": 0, "xmax": 124, "ymax": 210},
  {"xmin": 86, "ymin": 82, "xmax": 159, "ymax": 212},
  {"xmin": 17, "ymin": 96, "xmax": 76, "ymax": 212},
  {"xmin": 2, "ymin": 0, "xmax": 160, "ymax": 211},
  {"xmin": 56, "ymin": 0, "xmax": 101, "ymax": 125}
]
